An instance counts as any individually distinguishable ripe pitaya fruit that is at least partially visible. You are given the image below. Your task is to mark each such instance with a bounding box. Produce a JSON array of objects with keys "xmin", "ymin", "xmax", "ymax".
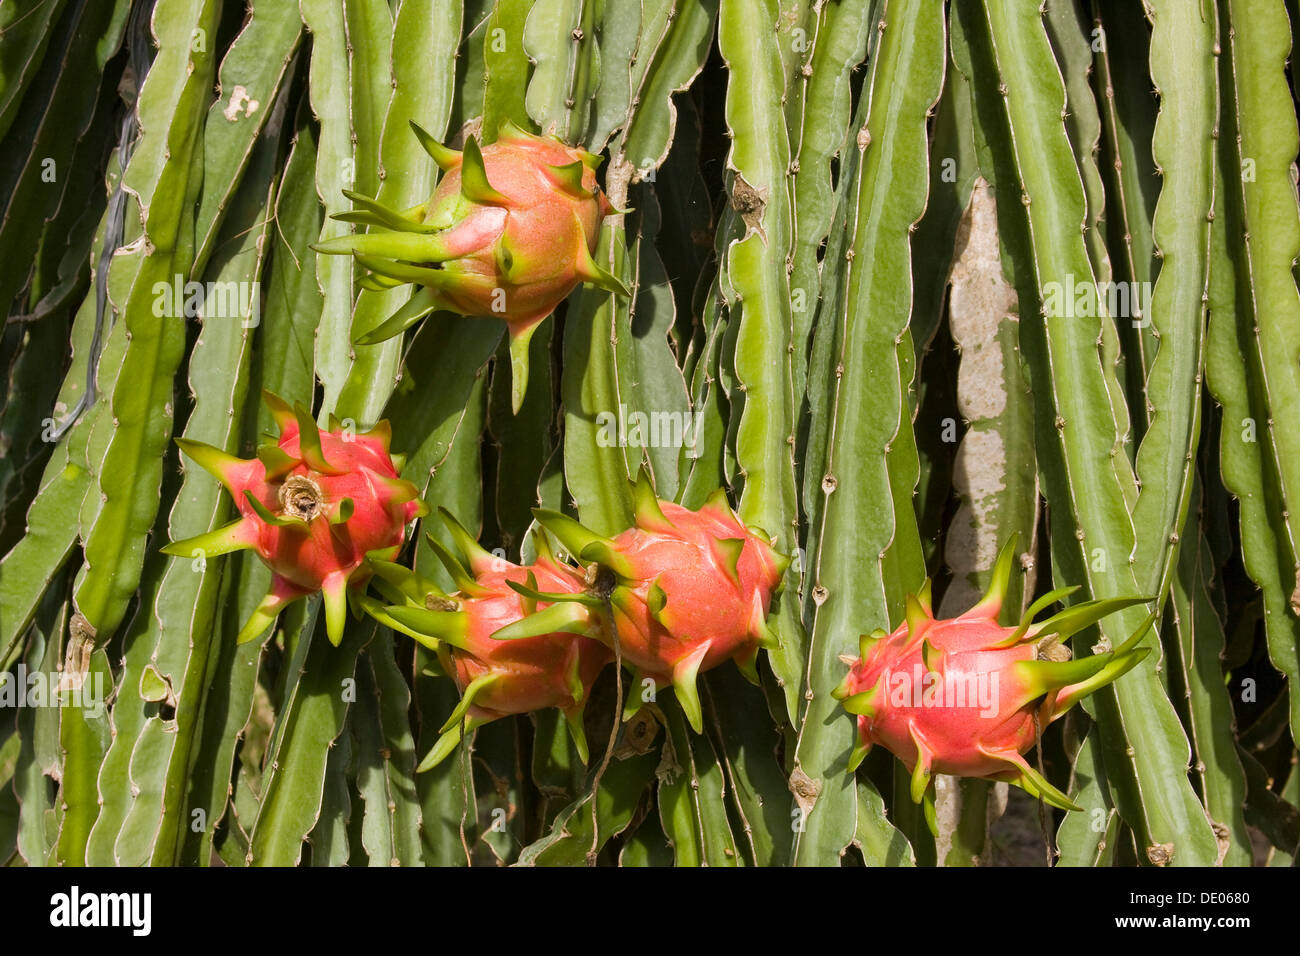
[
  {"xmin": 833, "ymin": 537, "xmax": 1152, "ymax": 828},
  {"xmin": 364, "ymin": 509, "xmax": 610, "ymax": 771},
  {"xmin": 498, "ymin": 471, "xmax": 789, "ymax": 734},
  {"xmin": 162, "ymin": 392, "xmax": 427, "ymax": 646},
  {"xmin": 314, "ymin": 121, "xmax": 629, "ymax": 412}
]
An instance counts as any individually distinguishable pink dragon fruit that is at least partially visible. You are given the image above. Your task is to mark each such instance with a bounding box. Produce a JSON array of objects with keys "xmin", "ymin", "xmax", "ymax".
[
  {"xmin": 365, "ymin": 509, "xmax": 610, "ymax": 770},
  {"xmin": 313, "ymin": 121, "xmax": 629, "ymax": 412},
  {"xmin": 162, "ymin": 392, "xmax": 426, "ymax": 646},
  {"xmin": 498, "ymin": 471, "xmax": 789, "ymax": 734},
  {"xmin": 834, "ymin": 536, "xmax": 1152, "ymax": 827}
]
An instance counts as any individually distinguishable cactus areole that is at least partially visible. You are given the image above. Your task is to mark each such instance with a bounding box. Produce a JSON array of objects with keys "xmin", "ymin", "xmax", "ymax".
[
  {"xmin": 314, "ymin": 121, "xmax": 630, "ymax": 412},
  {"xmin": 834, "ymin": 536, "xmax": 1154, "ymax": 831},
  {"xmin": 163, "ymin": 392, "xmax": 427, "ymax": 646}
]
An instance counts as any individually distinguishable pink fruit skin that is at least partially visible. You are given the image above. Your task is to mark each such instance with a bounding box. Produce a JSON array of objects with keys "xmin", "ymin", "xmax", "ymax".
[
  {"xmin": 606, "ymin": 501, "xmax": 784, "ymax": 685},
  {"xmin": 841, "ymin": 611, "xmax": 1060, "ymax": 780},
  {"xmin": 448, "ymin": 555, "xmax": 610, "ymax": 722},
  {"xmin": 223, "ymin": 426, "xmax": 422, "ymax": 600},
  {"xmin": 425, "ymin": 132, "xmax": 614, "ymax": 331}
]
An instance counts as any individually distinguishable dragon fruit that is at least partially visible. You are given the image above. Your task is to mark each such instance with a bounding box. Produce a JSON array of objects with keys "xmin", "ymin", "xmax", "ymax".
[
  {"xmin": 162, "ymin": 392, "xmax": 426, "ymax": 646},
  {"xmin": 364, "ymin": 509, "xmax": 611, "ymax": 771},
  {"xmin": 833, "ymin": 536, "xmax": 1152, "ymax": 828},
  {"xmin": 498, "ymin": 471, "xmax": 789, "ymax": 734},
  {"xmin": 313, "ymin": 120, "xmax": 629, "ymax": 412}
]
